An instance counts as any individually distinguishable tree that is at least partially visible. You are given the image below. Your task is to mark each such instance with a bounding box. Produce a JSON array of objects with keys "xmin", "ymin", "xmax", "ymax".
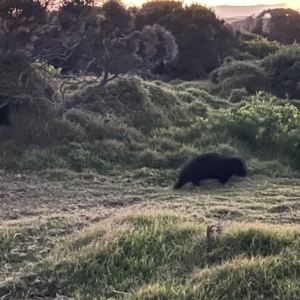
[
  {"xmin": 32, "ymin": 0, "xmax": 179, "ymax": 86},
  {"xmin": 0, "ymin": 0, "xmax": 57, "ymax": 125},
  {"xmin": 0, "ymin": 0, "xmax": 49, "ymax": 52},
  {"xmin": 253, "ymin": 8, "xmax": 300, "ymax": 45},
  {"xmin": 135, "ymin": 2, "xmax": 238, "ymax": 80}
]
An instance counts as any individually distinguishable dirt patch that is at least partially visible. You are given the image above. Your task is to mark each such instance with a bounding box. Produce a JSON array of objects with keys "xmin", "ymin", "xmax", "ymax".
[{"xmin": 1, "ymin": 169, "xmax": 300, "ymax": 226}]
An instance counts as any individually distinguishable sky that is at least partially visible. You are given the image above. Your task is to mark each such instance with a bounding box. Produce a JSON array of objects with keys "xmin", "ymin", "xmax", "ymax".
[
  {"xmin": 126, "ymin": 0, "xmax": 299, "ymax": 10},
  {"xmin": 188, "ymin": 0, "xmax": 298, "ymax": 7}
]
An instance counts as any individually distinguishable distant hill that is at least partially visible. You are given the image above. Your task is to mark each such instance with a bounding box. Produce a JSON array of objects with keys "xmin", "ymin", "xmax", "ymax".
[
  {"xmin": 225, "ymin": 16, "xmax": 271, "ymax": 33},
  {"xmin": 214, "ymin": 4, "xmax": 300, "ymax": 34},
  {"xmin": 211, "ymin": 3, "xmax": 292, "ymax": 20}
]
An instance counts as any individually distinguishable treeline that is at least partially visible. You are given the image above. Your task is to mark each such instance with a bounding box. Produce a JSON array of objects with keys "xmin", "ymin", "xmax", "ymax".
[{"xmin": 1, "ymin": 0, "xmax": 300, "ymax": 99}]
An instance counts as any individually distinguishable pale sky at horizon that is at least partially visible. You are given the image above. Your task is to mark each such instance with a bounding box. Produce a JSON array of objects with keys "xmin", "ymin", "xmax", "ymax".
[
  {"xmin": 125, "ymin": 0, "xmax": 299, "ymax": 9},
  {"xmin": 192, "ymin": 0, "xmax": 297, "ymax": 7}
]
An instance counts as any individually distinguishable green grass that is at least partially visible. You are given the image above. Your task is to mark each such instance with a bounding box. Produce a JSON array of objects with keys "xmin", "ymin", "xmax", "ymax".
[
  {"xmin": 1, "ymin": 172, "xmax": 300, "ymax": 299},
  {"xmin": 1, "ymin": 205, "xmax": 300, "ymax": 299},
  {"xmin": 0, "ymin": 214, "xmax": 86, "ymax": 284},
  {"xmin": 2, "ymin": 74, "xmax": 300, "ymax": 299}
]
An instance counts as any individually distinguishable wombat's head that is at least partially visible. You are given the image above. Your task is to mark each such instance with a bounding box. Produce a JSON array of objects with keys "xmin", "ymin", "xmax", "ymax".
[
  {"xmin": 173, "ymin": 174, "xmax": 188, "ymax": 190},
  {"xmin": 173, "ymin": 180, "xmax": 184, "ymax": 190},
  {"xmin": 173, "ymin": 160, "xmax": 192, "ymax": 190}
]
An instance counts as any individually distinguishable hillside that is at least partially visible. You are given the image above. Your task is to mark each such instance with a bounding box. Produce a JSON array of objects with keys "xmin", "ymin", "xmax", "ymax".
[
  {"xmin": 2, "ymin": 76, "xmax": 300, "ymax": 177},
  {"xmin": 1, "ymin": 75, "xmax": 300, "ymax": 298},
  {"xmin": 1, "ymin": 0, "xmax": 300, "ymax": 299}
]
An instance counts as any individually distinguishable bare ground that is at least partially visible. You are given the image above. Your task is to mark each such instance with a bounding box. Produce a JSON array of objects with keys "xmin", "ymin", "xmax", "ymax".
[{"xmin": 1, "ymin": 169, "xmax": 300, "ymax": 225}]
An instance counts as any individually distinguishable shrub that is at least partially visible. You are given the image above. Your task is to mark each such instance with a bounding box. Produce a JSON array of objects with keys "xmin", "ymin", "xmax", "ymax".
[
  {"xmin": 228, "ymin": 88, "xmax": 249, "ymax": 103},
  {"xmin": 209, "ymin": 59, "xmax": 270, "ymax": 96},
  {"xmin": 261, "ymin": 46, "xmax": 300, "ymax": 99},
  {"xmin": 242, "ymin": 36, "xmax": 281, "ymax": 59},
  {"xmin": 217, "ymin": 93, "xmax": 300, "ymax": 158}
]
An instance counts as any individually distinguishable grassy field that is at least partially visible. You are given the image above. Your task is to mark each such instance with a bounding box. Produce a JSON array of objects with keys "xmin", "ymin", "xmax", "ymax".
[
  {"xmin": 2, "ymin": 74, "xmax": 300, "ymax": 299},
  {"xmin": 1, "ymin": 168, "xmax": 300, "ymax": 299}
]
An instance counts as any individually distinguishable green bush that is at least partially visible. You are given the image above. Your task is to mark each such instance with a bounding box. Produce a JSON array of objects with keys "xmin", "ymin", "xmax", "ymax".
[
  {"xmin": 261, "ymin": 46, "xmax": 300, "ymax": 99},
  {"xmin": 242, "ymin": 36, "xmax": 281, "ymax": 59},
  {"xmin": 217, "ymin": 93, "xmax": 300, "ymax": 158},
  {"xmin": 209, "ymin": 59, "xmax": 270, "ymax": 96},
  {"xmin": 228, "ymin": 88, "xmax": 249, "ymax": 103}
]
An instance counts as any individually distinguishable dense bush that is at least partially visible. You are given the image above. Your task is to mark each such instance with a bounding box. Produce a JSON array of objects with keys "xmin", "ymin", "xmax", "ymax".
[
  {"xmin": 260, "ymin": 44, "xmax": 300, "ymax": 99},
  {"xmin": 240, "ymin": 36, "xmax": 281, "ymax": 59},
  {"xmin": 217, "ymin": 93, "xmax": 300, "ymax": 158},
  {"xmin": 135, "ymin": 3, "xmax": 238, "ymax": 80},
  {"xmin": 228, "ymin": 88, "xmax": 249, "ymax": 103},
  {"xmin": 209, "ymin": 59, "xmax": 270, "ymax": 96},
  {"xmin": 209, "ymin": 43, "xmax": 300, "ymax": 100}
]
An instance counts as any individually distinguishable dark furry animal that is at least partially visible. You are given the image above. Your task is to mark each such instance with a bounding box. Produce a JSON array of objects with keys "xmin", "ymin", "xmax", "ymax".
[
  {"xmin": 173, "ymin": 152, "xmax": 247, "ymax": 190},
  {"xmin": 0, "ymin": 104, "xmax": 10, "ymax": 127}
]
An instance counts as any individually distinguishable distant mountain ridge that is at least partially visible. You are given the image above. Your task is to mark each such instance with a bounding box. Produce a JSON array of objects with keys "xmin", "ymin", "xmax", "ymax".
[
  {"xmin": 212, "ymin": 4, "xmax": 300, "ymax": 34},
  {"xmin": 210, "ymin": 3, "xmax": 299, "ymax": 20}
]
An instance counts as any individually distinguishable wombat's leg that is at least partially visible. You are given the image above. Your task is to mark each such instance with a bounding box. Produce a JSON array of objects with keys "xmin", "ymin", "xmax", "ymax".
[
  {"xmin": 192, "ymin": 179, "xmax": 201, "ymax": 186},
  {"xmin": 218, "ymin": 175, "xmax": 231, "ymax": 184}
]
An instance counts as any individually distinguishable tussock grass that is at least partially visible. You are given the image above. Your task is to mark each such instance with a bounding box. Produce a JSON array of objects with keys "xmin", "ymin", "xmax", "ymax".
[{"xmin": 2, "ymin": 210, "xmax": 300, "ymax": 299}]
